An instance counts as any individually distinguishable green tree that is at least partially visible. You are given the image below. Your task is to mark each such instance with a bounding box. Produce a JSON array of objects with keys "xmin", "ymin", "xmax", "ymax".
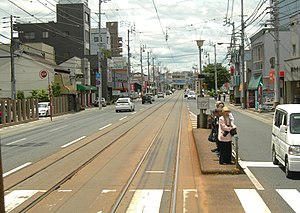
[
  {"xmin": 16, "ymin": 91, "xmax": 25, "ymax": 99},
  {"xmin": 37, "ymin": 90, "xmax": 49, "ymax": 102},
  {"xmin": 202, "ymin": 64, "xmax": 230, "ymax": 91},
  {"xmin": 51, "ymin": 83, "xmax": 61, "ymax": 97}
]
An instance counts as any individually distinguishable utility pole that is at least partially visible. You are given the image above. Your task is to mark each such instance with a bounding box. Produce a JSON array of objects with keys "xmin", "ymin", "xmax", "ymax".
[
  {"xmin": 10, "ymin": 15, "xmax": 16, "ymax": 100},
  {"xmin": 240, "ymin": 0, "xmax": 246, "ymax": 109},
  {"xmin": 140, "ymin": 44, "xmax": 145, "ymax": 95},
  {"xmin": 152, "ymin": 57, "xmax": 155, "ymax": 92},
  {"xmin": 98, "ymin": 0, "xmax": 102, "ymax": 110},
  {"xmin": 214, "ymin": 44, "xmax": 218, "ymax": 93},
  {"xmin": 127, "ymin": 29, "xmax": 131, "ymax": 96},
  {"xmin": 273, "ymin": 0, "xmax": 280, "ymax": 106},
  {"xmin": 147, "ymin": 51, "xmax": 150, "ymax": 93}
]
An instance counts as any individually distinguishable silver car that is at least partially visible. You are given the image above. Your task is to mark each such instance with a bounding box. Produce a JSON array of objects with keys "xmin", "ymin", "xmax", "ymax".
[{"xmin": 115, "ymin": 98, "xmax": 135, "ymax": 112}]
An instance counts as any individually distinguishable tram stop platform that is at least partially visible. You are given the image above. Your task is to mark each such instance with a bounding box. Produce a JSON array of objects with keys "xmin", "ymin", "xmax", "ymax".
[{"xmin": 192, "ymin": 128, "xmax": 242, "ymax": 175}]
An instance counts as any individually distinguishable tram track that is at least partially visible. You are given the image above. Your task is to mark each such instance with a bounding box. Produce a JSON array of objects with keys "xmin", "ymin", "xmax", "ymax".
[{"xmin": 5, "ymin": 93, "xmax": 184, "ymax": 212}]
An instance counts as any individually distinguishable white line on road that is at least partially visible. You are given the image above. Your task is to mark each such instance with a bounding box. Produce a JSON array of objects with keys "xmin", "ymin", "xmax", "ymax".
[
  {"xmin": 3, "ymin": 162, "xmax": 32, "ymax": 178},
  {"xmin": 6, "ymin": 138, "xmax": 27, "ymax": 146},
  {"xmin": 126, "ymin": 190, "xmax": 163, "ymax": 213},
  {"xmin": 239, "ymin": 160, "xmax": 264, "ymax": 190},
  {"xmin": 276, "ymin": 189, "xmax": 300, "ymax": 212},
  {"xmin": 131, "ymin": 112, "xmax": 137, "ymax": 115},
  {"xmin": 99, "ymin": 123, "xmax": 112, "ymax": 130},
  {"xmin": 119, "ymin": 116, "xmax": 127, "ymax": 121},
  {"xmin": 49, "ymin": 125, "xmax": 68, "ymax": 132},
  {"xmin": 5, "ymin": 190, "xmax": 40, "ymax": 212},
  {"xmin": 240, "ymin": 161, "xmax": 279, "ymax": 168},
  {"xmin": 61, "ymin": 136, "xmax": 86, "ymax": 148},
  {"xmin": 145, "ymin": 171, "xmax": 165, "ymax": 174},
  {"xmin": 235, "ymin": 189, "xmax": 271, "ymax": 213},
  {"xmin": 183, "ymin": 189, "xmax": 198, "ymax": 213},
  {"xmin": 101, "ymin": 189, "xmax": 117, "ymax": 194}
]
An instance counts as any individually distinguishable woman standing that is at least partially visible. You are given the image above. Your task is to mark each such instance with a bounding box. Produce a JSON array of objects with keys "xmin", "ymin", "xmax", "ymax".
[{"xmin": 218, "ymin": 106, "xmax": 237, "ymax": 165}]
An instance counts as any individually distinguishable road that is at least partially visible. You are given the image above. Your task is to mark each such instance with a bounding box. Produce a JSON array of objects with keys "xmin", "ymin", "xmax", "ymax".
[{"xmin": 188, "ymin": 96, "xmax": 300, "ymax": 213}]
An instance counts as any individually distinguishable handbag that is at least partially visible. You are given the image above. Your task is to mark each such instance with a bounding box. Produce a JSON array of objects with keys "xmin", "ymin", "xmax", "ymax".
[{"xmin": 208, "ymin": 128, "xmax": 217, "ymax": 142}]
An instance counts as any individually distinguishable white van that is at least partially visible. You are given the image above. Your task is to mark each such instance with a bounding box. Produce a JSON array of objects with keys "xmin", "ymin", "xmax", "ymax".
[{"xmin": 271, "ymin": 104, "xmax": 300, "ymax": 178}]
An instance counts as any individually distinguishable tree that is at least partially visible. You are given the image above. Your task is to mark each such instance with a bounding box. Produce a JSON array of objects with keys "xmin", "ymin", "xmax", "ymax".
[
  {"xmin": 202, "ymin": 64, "xmax": 230, "ymax": 91},
  {"xmin": 16, "ymin": 91, "xmax": 25, "ymax": 99},
  {"xmin": 51, "ymin": 83, "xmax": 61, "ymax": 97}
]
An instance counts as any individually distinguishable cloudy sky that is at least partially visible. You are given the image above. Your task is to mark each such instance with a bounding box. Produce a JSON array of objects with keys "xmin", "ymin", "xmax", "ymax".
[{"xmin": 0, "ymin": 0, "xmax": 270, "ymax": 72}]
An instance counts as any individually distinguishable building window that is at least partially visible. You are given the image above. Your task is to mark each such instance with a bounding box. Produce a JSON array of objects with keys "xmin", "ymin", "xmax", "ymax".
[
  {"xmin": 24, "ymin": 32, "xmax": 35, "ymax": 40},
  {"xmin": 85, "ymin": 12, "xmax": 90, "ymax": 24},
  {"xmin": 42, "ymin": 31, "xmax": 49, "ymax": 38},
  {"xmin": 85, "ymin": 30, "xmax": 90, "ymax": 42},
  {"xmin": 94, "ymin": 36, "xmax": 99, "ymax": 42},
  {"xmin": 293, "ymin": 44, "xmax": 296, "ymax": 56}
]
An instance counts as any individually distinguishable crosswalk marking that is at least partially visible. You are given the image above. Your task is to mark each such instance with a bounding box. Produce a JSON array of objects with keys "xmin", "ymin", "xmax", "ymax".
[
  {"xmin": 189, "ymin": 111, "xmax": 197, "ymax": 128},
  {"xmin": 5, "ymin": 190, "xmax": 40, "ymax": 212},
  {"xmin": 235, "ymin": 189, "xmax": 271, "ymax": 213},
  {"xmin": 276, "ymin": 189, "xmax": 300, "ymax": 212}
]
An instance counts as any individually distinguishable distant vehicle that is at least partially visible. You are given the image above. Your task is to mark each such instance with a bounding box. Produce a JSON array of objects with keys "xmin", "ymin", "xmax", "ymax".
[
  {"xmin": 157, "ymin": 92, "xmax": 164, "ymax": 98},
  {"xmin": 38, "ymin": 102, "xmax": 50, "ymax": 117},
  {"xmin": 142, "ymin": 94, "xmax": 152, "ymax": 104},
  {"xmin": 271, "ymin": 104, "xmax": 300, "ymax": 178},
  {"xmin": 187, "ymin": 91, "xmax": 196, "ymax": 99},
  {"xmin": 166, "ymin": 90, "xmax": 173, "ymax": 95},
  {"xmin": 94, "ymin": 98, "xmax": 107, "ymax": 107},
  {"xmin": 184, "ymin": 90, "xmax": 190, "ymax": 98},
  {"xmin": 145, "ymin": 93, "xmax": 155, "ymax": 102},
  {"xmin": 115, "ymin": 98, "xmax": 135, "ymax": 112}
]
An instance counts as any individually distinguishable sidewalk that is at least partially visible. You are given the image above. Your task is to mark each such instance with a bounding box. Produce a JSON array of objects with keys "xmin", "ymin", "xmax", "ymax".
[{"xmin": 192, "ymin": 128, "xmax": 241, "ymax": 175}]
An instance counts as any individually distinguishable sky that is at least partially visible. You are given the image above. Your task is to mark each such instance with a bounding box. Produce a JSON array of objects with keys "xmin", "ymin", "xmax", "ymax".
[{"xmin": 0, "ymin": 0, "xmax": 270, "ymax": 73}]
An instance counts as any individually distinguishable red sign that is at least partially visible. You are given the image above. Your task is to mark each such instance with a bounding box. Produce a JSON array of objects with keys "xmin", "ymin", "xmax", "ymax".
[
  {"xmin": 269, "ymin": 70, "xmax": 275, "ymax": 83},
  {"xmin": 39, "ymin": 70, "xmax": 48, "ymax": 79}
]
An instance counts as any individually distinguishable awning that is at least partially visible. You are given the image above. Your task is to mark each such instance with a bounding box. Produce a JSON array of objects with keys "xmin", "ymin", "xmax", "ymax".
[
  {"xmin": 77, "ymin": 84, "xmax": 97, "ymax": 91},
  {"xmin": 248, "ymin": 75, "xmax": 262, "ymax": 90}
]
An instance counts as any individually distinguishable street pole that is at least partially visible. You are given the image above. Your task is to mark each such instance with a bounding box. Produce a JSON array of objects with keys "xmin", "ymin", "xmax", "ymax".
[
  {"xmin": 199, "ymin": 46, "xmax": 203, "ymax": 97},
  {"xmin": 147, "ymin": 51, "xmax": 150, "ymax": 93},
  {"xmin": 127, "ymin": 29, "xmax": 131, "ymax": 97},
  {"xmin": 98, "ymin": 0, "xmax": 102, "ymax": 110},
  {"xmin": 10, "ymin": 15, "xmax": 16, "ymax": 100},
  {"xmin": 140, "ymin": 45, "xmax": 144, "ymax": 95},
  {"xmin": 196, "ymin": 39, "xmax": 205, "ymax": 128},
  {"xmin": 214, "ymin": 44, "xmax": 218, "ymax": 93},
  {"xmin": 152, "ymin": 57, "xmax": 155, "ymax": 92},
  {"xmin": 274, "ymin": 0, "xmax": 280, "ymax": 106},
  {"xmin": 241, "ymin": 0, "xmax": 246, "ymax": 109},
  {"xmin": 0, "ymin": 136, "xmax": 4, "ymax": 213}
]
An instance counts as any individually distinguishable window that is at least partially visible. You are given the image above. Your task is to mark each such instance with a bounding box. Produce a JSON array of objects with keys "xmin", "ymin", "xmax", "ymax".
[
  {"xmin": 275, "ymin": 110, "xmax": 284, "ymax": 128},
  {"xmin": 24, "ymin": 32, "xmax": 35, "ymax": 40},
  {"xmin": 292, "ymin": 44, "xmax": 296, "ymax": 56},
  {"xmin": 42, "ymin": 31, "xmax": 49, "ymax": 38},
  {"xmin": 94, "ymin": 36, "xmax": 99, "ymax": 42},
  {"xmin": 85, "ymin": 12, "xmax": 90, "ymax": 24},
  {"xmin": 290, "ymin": 114, "xmax": 300, "ymax": 134},
  {"xmin": 85, "ymin": 30, "xmax": 90, "ymax": 42}
]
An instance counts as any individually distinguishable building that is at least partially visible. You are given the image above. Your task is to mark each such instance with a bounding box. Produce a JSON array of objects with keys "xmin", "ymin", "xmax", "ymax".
[{"xmin": 106, "ymin": 22, "xmax": 122, "ymax": 57}]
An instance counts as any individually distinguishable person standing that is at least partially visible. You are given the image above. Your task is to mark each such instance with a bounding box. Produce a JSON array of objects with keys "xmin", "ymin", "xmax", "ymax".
[
  {"xmin": 218, "ymin": 106, "xmax": 237, "ymax": 165},
  {"xmin": 211, "ymin": 108, "xmax": 222, "ymax": 153}
]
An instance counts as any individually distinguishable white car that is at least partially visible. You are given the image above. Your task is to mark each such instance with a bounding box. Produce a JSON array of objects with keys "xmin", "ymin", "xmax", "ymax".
[
  {"xmin": 115, "ymin": 98, "xmax": 135, "ymax": 112},
  {"xmin": 187, "ymin": 91, "xmax": 196, "ymax": 99},
  {"xmin": 38, "ymin": 102, "xmax": 50, "ymax": 117}
]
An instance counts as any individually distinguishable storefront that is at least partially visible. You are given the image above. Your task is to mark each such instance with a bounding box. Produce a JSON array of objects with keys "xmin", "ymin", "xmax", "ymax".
[
  {"xmin": 284, "ymin": 58, "xmax": 300, "ymax": 104},
  {"xmin": 247, "ymin": 75, "xmax": 262, "ymax": 110}
]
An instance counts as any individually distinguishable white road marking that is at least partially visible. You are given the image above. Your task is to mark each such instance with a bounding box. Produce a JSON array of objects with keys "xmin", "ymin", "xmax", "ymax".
[
  {"xmin": 240, "ymin": 161, "xmax": 279, "ymax": 168},
  {"xmin": 5, "ymin": 190, "xmax": 40, "ymax": 212},
  {"xmin": 49, "ymin": 125, "xmax": 68, "ymax": 132},
  {"xmin": 119, "ymin": 116, "xmax": 127, "ymax": 121},
  {"xmin": 276, "ymin": 189, "xmax": 300, "ymax": 212},
  {"xmin": 99, "ymin": 123, "xmax": 112, "ymax": 130},
  {"xmin": 126, "ymin": 190, "xmax": 163, "ymax": 213},
  {"xmin": 145, "ymin": 171, "xmax": 165, "ymax": 174},
  {"xmin": 101, "ymin": 189, "xmax": 117, "ymax": 194},
  {"xmin": 3, "ymin": 162, "xmax": 32, "ymax": 177},
  {"xmin": 131, "ymin": 112, "xmax": 136, "ymax": 114},
  {"xmin": 183, "ymin": 189, "xmax": 198, "ymax": 213},
  {"xmin": 58, "ymin": 190, "xmax": 72, "ymax": 192},
  {"xmin": 6, "ymin": 138, "xmax": 27, "ymax": 146},
  {"xmin": 235, "ymin": 189, "xmax": 271, "ymax": 213},
  {"xmin": 239, "ymin": 160, "xmax": 264, "ymax": 190},
  {"xmin": 61, "ymin": 136, "xmax": 86, "ymax": 148}
]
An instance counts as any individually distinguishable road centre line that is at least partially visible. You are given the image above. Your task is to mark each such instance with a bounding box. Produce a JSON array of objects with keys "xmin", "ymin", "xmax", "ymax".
[
  {"xmin": 6, "ymin": 138, "xmax": 26, "ymax": 146},
  {"xmin": 3, "ymin": 162, "xmax": 32, "ymax": 178},
  {"xmin": 276, "ymin": 189, "xmax": 300, "ymax": 213},
  {"xmin": 61, "ymin": 136, "xmax": 86, "ymax": 148},
  {"xmin": 239, "ymin": 160, "xmax": 264, "ymax": 190},
  {"xmin": 99, "ymin": 123, "xmax": 112, "ymax": 130},
  {"xmin": 49, "ymin": 125, "xmax": 68, "ymax": 132},
  {"xmin": 235, "ymin": 189, "xmax": 271, "ymax": 213},
  {"xmin": 119, "ymin": 116, "xmax": 127, "ymax": 121}
]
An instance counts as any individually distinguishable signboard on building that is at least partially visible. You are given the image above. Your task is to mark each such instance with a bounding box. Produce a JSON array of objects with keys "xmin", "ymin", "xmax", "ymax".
[{"xmin": 197, "ymin": 97, "xmax": 210, "ymax": 109}]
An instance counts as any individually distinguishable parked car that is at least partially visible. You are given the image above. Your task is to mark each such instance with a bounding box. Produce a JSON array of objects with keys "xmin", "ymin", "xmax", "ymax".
[
  {"xmin": 38, "ymin": 102, "xmax": 50, "ymax": 117},
  {"xmin": 145, "ymin": 93, "xmax": 155, "ymax": 102},
  {"xmin": 157, "ymin": 92, "xmax": 164, "ymax": 98},
  {"xmin": 93, "ymin": 98, "xmax": 107, "ymax": 107},
  {"xmin": 142, "ymin": 94, "xmax": 153, "ymax": 104},
  {"xmin": 166, "ymin": 90, "xmax": 173, "ymax": 95},
  {"xmin": 187, "ymin": 91, "xmax": 196, "ymax": 99},
  {"xmin": 115, "ymin": 98, "xmax": 135, "ymax": 112},
  {"xmin": 271, "ymin": 104, "xmax": 300, "ymax": 178}
]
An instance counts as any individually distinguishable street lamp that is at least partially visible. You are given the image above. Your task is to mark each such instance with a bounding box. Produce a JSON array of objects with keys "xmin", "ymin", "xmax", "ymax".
[{"xmin": 196, "ymin": 39, "xmax": 204, "ymax": 96}]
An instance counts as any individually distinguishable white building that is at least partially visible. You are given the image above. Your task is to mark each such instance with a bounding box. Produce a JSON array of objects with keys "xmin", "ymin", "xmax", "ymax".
[{"xmin": 90, "ymin": 28, "xmax": 111, "ymax": 55}]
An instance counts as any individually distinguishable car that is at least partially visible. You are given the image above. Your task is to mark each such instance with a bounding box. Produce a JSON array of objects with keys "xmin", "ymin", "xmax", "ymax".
[
  {"xmin": 142, "ymin": 94, "xmax": 152, "ymax": 104},
  {"xmin": 271, "ymin": 104, "xmax": 300, "ymax": 178},
  {"xmin": 187, "ymin": 91, "xmax": 196, "ymax": 99},
  {"xmin": 145, "ymin": 93, "xmax": 155, "ymax": 102},
  {"xmin": 115, "ymin": 98, "xmax": 135, "ymax": 112},
  {"xmin": 93, "ymin": 98, "xmax": 107, "ymax": 107},
  {"xmin": 166, "ymin": 90, "xmax": 173, "ymax": 95},
  {"xmin": 38, "ymin": 102, "xmax": 50, "ymax": 117},
  {"xmin": 157, "ymin": 92, "xmax": 164, "ymax": 98}
]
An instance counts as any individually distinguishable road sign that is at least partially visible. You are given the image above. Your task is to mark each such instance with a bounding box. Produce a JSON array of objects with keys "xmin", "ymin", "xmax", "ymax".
[
  {"xmin": 197, "ymin": 97, "xmax": 210, "ymax": 109},
  {"xmin": 39, "ymin": 70, "xmax": 48, "ymax": 79}
]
